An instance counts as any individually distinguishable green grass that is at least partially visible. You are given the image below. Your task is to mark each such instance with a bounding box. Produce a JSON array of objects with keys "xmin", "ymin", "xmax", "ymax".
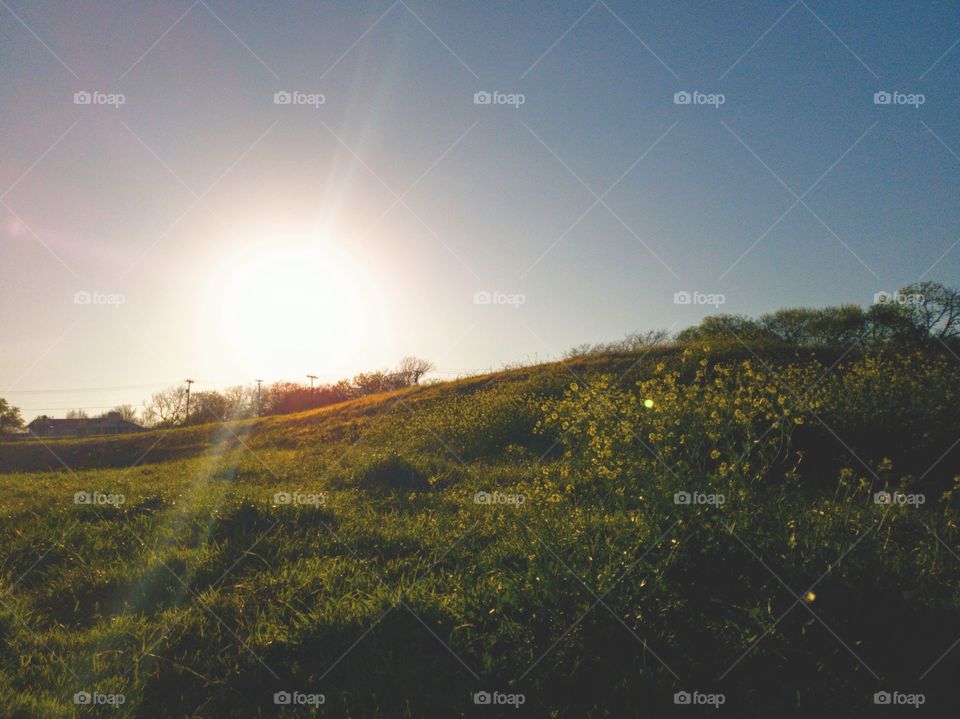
[{"xmin": 2, "ymin": 346, "xmax": 959, "ymax": 717}]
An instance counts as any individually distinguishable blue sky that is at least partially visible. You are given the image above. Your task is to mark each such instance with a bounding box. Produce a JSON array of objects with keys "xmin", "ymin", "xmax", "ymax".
[{"xmin": 1, "ymin": 0, "xmax": 958, "ymax": 420}]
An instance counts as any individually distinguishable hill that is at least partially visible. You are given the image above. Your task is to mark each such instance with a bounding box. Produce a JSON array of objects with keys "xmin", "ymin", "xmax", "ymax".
[{"xmin": 1, "ymin": 342, "xmax": 959, "ymax": 717}]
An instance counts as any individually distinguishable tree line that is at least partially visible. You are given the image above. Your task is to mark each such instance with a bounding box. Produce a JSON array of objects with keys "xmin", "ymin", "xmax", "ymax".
[
  {"xmin": 142, "ymin": 356, "xmax": 434, "ymax": 427},
  {"xmin": 565, "ymin": 281, "xmax": 959, "ymax": 357},
  {"xmin": 1, "ymin": 281, "xmax": 958, "ymax": 434},
  {"xmin": 675, "ymin": 281, "xmax": 959, "ymax": 348},
  {"xmin": 0, "ymin": 358, "xmax": 433, "ymax": 433}
]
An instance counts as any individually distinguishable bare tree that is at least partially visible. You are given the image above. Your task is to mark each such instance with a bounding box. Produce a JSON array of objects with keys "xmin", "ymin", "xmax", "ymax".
[
  {"xmin": 397, "ymin": 356, "xmax": 434, "ymax": 386},
  {"xmin": 621, "ymin": 329, "xmax": 670, "ymax": 351},
  {"xmin": 222, "ymin": 385, "xmax": 255, "ymax": 419},
  {"xmin": 142, "ymin": 385, "xmax": 187, "ymax": 426},
  {"xmin": 564, "ymin": 329, "xmax": 671, "ymax": 358},
  {"xmin": 105, "ymin": 405, "xmax": 138, "ymax": 422},
  {"xmin": 900, "ymin": 281, "xmax": 960, "ymax": 341},
  {"xmin": 65, "ymin": 409, "xmax": 89, "ymax": 419}
]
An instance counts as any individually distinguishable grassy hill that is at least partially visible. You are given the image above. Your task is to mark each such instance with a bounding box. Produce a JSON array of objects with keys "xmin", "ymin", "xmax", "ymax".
[{"xmin": 2, "ymin": 343, "xmax": 959, "ymax": 717}]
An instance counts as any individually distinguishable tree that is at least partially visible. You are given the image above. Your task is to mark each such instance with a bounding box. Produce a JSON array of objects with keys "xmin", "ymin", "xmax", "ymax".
[
  {"xmin": 105, "ymin": 405, "xmax": 138, "ymax": 422},
  {"xmin": 565, "ymin": 329, "xmax": 671, "ymax": 358},
  {"xmin": 808, "ymin": 305, "xmax": 868, "ymax": 347},
  {"xmin": 28, "ymin": 414, "xmax": 56, "ymax": 436},
  {"xmin": 397, "ymin": 356, "xmax": 434, "ymax": 386},
  {"xmin": 620, "ymin": 329, "xmax": 670, "ymax": 351},
  {"xmin": 675, "ymin": 315, "xmax": 776, "ymax": 345},
  {"xmin": 0, "ymin": 398, "xmax": 24, "ymax": 434},
  {"xmin": 65, "ymin": 409, "xmax": 89, "ymax": 419},
  {"xmin": 350, "ymin": 371, "xmax": 405, "ymax": 396},
  {"xmin": 222, "ymin": 385, "xmax": 255, "ymax": 420},
  {"xmin": 187, "ymin": 391, "xmax": 230, "ymax": 425},
  {"xmin": 899, "ymin": 281, "xmax": 960, "ymax": 341},
  {"xmin": 263, "ymin": 382, "xmax": 310, "ymax": 415},
  {"xmin": 865, "ymin": 301, "xmax": 925, "ymax": 347},
  {"xmin": 747, "ymin": 305, "xmax": 873, "ymax": 348},
  {"xmin": 759, "ymin": 308, "xmax": 819, "ymax": 345},
  {"xmin": 142, "ymin": 385, "xmax": 187, "ymax": 426}
]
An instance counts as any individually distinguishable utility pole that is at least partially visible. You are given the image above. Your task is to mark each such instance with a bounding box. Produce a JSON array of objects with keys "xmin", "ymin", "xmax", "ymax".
[
  {"xmin": 255, "ymin": 379, "xmax": 263, "ymax": 416},
  {"xmin": 184, "ymin": 379, "xmax": 194, "ymax": 424},
  {"xmin": 307, "ymin": 374, "xmax": 318, "ymax": 390}
]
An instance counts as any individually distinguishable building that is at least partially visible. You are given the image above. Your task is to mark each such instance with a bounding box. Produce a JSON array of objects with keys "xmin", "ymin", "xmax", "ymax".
[{"xmin": 27, "ymin": 411, "xmax": 144, "ymax": 438}]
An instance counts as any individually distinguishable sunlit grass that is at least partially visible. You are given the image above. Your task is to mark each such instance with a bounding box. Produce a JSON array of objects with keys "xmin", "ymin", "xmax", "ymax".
[{"xmin": 1, "ymin": 346, "xmax": 959, "ymax": 716}]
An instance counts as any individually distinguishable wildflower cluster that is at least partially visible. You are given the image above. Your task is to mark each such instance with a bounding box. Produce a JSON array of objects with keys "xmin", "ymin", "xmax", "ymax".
[{"xmin": 540, "ymin": 351, "xmax": 825, "ymax": 491}]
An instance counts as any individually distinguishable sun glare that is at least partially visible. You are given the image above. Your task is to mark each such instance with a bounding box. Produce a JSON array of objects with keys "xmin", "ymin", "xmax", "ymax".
[{"xmin": 204, "ymin": 238, "xmax": 387, "ymax": 380}]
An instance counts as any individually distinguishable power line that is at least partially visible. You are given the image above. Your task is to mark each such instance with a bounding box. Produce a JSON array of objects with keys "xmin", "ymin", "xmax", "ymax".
[
  {"xmin": 3, "ymin": 382, "xmax": 182, "ymax": 394},
  {"xmin": 17, "ymin": 405, "xmax": 139, "ymax": 412},
  {"xmin": 3, "ymin": 369, "xmax": 489, "ymax": 396},
  {"xmin": 8, "ymin": 366, "xmax": 494, "ymax": 412}
]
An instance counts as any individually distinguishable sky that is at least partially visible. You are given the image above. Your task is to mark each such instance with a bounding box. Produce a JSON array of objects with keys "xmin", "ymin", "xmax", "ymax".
[{"xmin": 1, "ymin": 0, "xmax": 959, "ymax": 422}]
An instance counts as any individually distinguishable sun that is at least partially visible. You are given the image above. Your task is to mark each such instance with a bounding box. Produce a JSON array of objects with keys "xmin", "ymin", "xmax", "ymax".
[{"xmin": 204, "ymin": 237, "xmax": 387, "ymax": 380}]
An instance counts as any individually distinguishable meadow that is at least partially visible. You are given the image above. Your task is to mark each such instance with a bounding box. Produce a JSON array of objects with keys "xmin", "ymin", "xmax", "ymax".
[{"xmin": 2, "ymin": 341, "xmax": 960, "ymax": 716}]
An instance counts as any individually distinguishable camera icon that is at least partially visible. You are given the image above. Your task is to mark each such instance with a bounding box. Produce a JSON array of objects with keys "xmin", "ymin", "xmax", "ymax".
[
  {"xmin": 673, "ymin": 91, "xmax": 691, "ymax": 105},
  {"xmin": 74, "ymin": 290, "xmax": 92, "ymax": 305},
  {"xmin": 273, "ymin": 492, "xmax": 292, "ymax": 505},
  {"xmin": 473, "ymin": 691, "xmax": 492, "ymax": 705},
  {"xmin": 674, "ymin": 690, "xmax": 691, "ymax": 704},
  {"xmin": 474, "ymin": 91, "xmax": 492, "ymax": 105},
  {"xmin": 274, "ymin": 691, "xmax": 292, "ymax": 705},
  {"xmin": 674, "ymin": 491, "xmax": 691, "ymax": 505},
  {"xmin": 874, "ymin": 691, "xmax": 891, "ymax": 705},
  {"xmin": 673, "ymin": 291, "xmax": 692, "ymax": 305},
  {"xmin": 473, "ymin": 290, "xmax": 492, "ymax": 305},
  {"xmin": 473, "ymin": 491, "xmax": 491, "ymax": 505},
  {"xmin": 874, "ymin": 491, "xmax": 892, "ymax": 505},
  {"xmin": 273, "ymin": 90, "xmax": 292, "ymax": 105},
  {"xmin": 74, "ymin": 491, "xmax": 92, "ymax": 505},
  {"xmin": 74, "ymin": 91, "xmax": 92, "ymax": 105},
  {"xmin": 874, "ymin": 91, "xmax": 892, "ymax": 105},
  {"xmin": 74, "ymin": 691, "xmax": 92, "ymax": 705}
]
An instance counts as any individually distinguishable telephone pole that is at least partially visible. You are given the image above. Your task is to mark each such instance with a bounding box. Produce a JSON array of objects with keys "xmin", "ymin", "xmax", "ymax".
[
  {"xmin": 184, "ymin": 379, "xmax": 194, "ymax": 424},
  {"xmin": 255, "ymin": 379, "xmax": 263, "ymax": 416},
  {"xmin": 307, "ymin": 374, "xmax": 318, "ymax": 389}
]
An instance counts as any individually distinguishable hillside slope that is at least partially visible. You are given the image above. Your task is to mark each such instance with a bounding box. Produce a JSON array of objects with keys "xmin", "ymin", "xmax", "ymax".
[{"xmin": 2, "ymin": 344, "xmax": 959, "ymax": 717}]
